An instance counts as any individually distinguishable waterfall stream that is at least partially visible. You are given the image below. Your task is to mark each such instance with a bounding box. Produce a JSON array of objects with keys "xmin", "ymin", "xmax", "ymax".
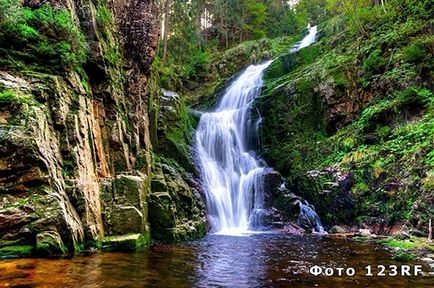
[{"xmin": 196, "ymin": 26, "xmax": 319, "ymax": 235}]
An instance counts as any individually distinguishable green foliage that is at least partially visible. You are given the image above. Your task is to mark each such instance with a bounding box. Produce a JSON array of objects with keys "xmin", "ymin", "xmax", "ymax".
[
  {"xmin": 256, "ymin": 0, "xmax": 434, "ymax": 228},
  {"xmin": 363, "ymin": 49, "xmax": 387, "ymax": 76},
  {"xmin": 0, "ymin": 89, "xmax": 33, "ymax": 104},
  {"xmin": 403, "ymin": 44, "xmax": 427, "ymax": 64},
  {"xmin": 0, "ymin": 0, "xmax": 88, "ymax": 72},
  {"xmin": 391, "ymin": 251, "xmax": 418, "ymax": 261},
  {"xmin": 0, "ymin": 245, "xmax": 34, "ymax": 258},
  {"xmin": 184, "ymin": 51, "xmax": 211, "ymax": 81},
  {"xmin": 244, "ymin": 0, "xmax": 267, "ymax": 39}
]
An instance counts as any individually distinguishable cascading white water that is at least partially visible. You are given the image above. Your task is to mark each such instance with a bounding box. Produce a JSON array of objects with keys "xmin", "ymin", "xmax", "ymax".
[{"xmin": 196, "ymin": 26, "xmax": 318, "ymax": 235}]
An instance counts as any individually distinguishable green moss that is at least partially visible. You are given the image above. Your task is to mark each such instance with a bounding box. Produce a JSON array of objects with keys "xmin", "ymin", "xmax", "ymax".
[
  {"xmin": 101, "ymin": 233, "xmax": 150, "ymax": 251},
  {"xmin": 378, "ymin": 237, "xmax": 434, "ymax": 252},
  {"xmin": 0, "ymin": 245, "xmax": 34, "ymax": 258},
  {"xmin": 403, "ymin": 43, "xmax": 427, "ymax": 63},
  {"xmin": 0, "ymin": 89, "xmax": 33, "ymax": 104},
  {"xmin": 254, "ymin": 0, "xmax": 434, "ymax": 229},
  {"xmin": 391, "ymin": 251, "xmax": 418, "ymax": 261},
  {"xmin": 0, "ymin": 0, "xmax": 88, "ymax": 73}
]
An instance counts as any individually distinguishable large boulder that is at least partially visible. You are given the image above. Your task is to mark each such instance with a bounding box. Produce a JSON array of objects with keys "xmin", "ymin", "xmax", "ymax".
[
  {"xmin": 148, "ymin": 162, "xmax": 207, "ymax": 242},
  {"xmin": 101, "ymin": 174, "xmax": 151, "ymax": 243}
]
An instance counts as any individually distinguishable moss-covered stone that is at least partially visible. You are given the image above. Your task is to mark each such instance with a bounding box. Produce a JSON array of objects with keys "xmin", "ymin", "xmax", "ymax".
[
  {"xmin": 35, "ymin": 231, "xmax": 68, "ymax": 256},
  {"xmin": 101, "ymin": 174, "xmax": 151, "ymax": 237},
  {"xmin": 148, "ymin": 161, "xmax": 207, "ymax": 242},
  {"xmin": 101, "ymin": 233, "xmax": 150, "ymax": 251},
  {"xmin": 0, "ymin": 245, "xmax": 34, "ymax": 258}
]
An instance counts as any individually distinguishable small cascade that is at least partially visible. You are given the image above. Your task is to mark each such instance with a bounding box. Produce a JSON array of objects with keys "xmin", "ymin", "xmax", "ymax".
[
  {"xmin": 196, "ymin": 25, "xmax": 319, "ymax": 235},
  {"xmin": 290, "ymin": 24, "xmax": 318, "ymax": 52}
]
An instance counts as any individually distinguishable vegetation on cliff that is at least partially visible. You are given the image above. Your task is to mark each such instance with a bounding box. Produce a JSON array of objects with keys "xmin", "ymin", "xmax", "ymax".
[
  {"xmin": 255, "ymin": 0, "xmax": 433, "ymax": 232},
  {"xmin": 151, "ymin": 0, "xmax": 432, "ymax": 237},
  {"xmin": 0, "ymin": 0, "xmax": 87, "ymax": 73}
]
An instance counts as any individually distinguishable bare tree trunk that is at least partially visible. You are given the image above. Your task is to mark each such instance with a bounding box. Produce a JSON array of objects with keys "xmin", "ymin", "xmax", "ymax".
[
  {"xmin": 429, "ymin": 219, "xmax": 432, "ymax": 243},
  {"xmin": 162, "ymin": 0, "xmax": 170, "ymax": 63},
  {"xmin": 240, "ymin": 8, "xmax": 245, "ymax": 43},
  {"xmin": 224, "ymin": 1, "xmax": 228, "ymax": 48},
  {"xmin": 380, "ymin": 0, "xmax": 386, "ymax": 13}
]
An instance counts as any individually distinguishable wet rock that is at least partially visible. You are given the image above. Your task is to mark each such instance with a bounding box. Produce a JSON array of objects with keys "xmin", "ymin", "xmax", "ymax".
[
  {"xmin": 263, "ymin": 207, "xmax": 286, "ymax": 228},
  {"xmin": 298, "ymin": 203, "xmax": 324, "ymax": 233},
  {"xmin": 101, "ymin": 233, "xmax": 149, "ymax": 251},
  {"xmin": 104, "ymin": 206, "xmax": 144, "ymax": 235},
  {"xmin": 101, "ymin": 174, "xmax": 150, "ymax": 238},
  {"xmin": 16, "ymin": 263, "xmax": 36, "ymax": 270},
  {"xmin": 148, "ymin": 162, "xmax": 206, "ymax": 241},
  {"xmin": 329, "ymin": 226, "xmax": 346, "ymax": 234},
  {"xmin": 263, "ymin": 168, "xmax": 282, "ymax": 208},
  {"xmin": 0, "ymin": 271, "xmax": 31, "ymax": 280},
  {"xmin": 35, "ymin": 231, "xmax": 67, "ymax": 256},
  {"xmin": 358, "ymin": 229, "xmax": 372, "ymax": 236},
  {"xmin": 155, "ymin": 89, "xmax": 195, "ymax": 171},
  {"xmin": 299, "ymin": 167, "xmax": 355, "ymax": 226}
]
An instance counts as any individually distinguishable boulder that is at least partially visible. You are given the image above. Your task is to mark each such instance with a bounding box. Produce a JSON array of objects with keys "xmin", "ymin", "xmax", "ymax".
[
  {"xmin": 101, "ymin": 233, "xmax": 149, "ymax": 251},
  {"xmin": 329, "ymin": 225, "xmax": 346, "ymax": 234},
  {"xmin": 148, "ymin": 162, "xmax": 206, "ymax": 241},
  {"xmin": 35, "ymin": 231, "xmax": 67, "ymax": 256},
  {"xmin": 101, "ymin": 174, "xmax": 151, "ymax": 240}
]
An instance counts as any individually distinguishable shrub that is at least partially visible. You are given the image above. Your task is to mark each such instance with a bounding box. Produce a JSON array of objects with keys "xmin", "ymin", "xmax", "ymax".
[
  {"xmin": 403, "ymin": 44, "xmax": 427, "ymax": 63},
  {"xmin": 363, "ymin": 49, "xmax": 387, "ymax": 75}
]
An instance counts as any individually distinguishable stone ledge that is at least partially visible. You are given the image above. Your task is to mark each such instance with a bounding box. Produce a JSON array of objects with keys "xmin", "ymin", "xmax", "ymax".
[{"xmin": 101, "ymin": 233, "xmax": 150, "ymax": 251}]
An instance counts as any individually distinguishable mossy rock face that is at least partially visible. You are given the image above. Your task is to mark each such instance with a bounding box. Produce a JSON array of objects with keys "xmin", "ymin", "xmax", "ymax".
[
  {"xmin": 101, "ymin": 233, "xmax": 150, "ymax": 251},
  {"xmin": 148, "ymin": 161, "xmax": 207, "ymax": 242},
  {"xmin": 254, "ymin": 0, "xmax": 434, "ymax": 232},
  {"xmin": 101, "ymin": 174, "xmax": 151, "ymax": 236},
  {"xmin": 264, "ymin": 53, "xmax": 298, "ymax": 80},
  {"xmin": 35, "ymin": 231, "xmax": 68, "ymax": 256},
  {"xmin": 0, "ymin": 0, "xmax": 161, "ymax": 258},
  {"xmin": 153, "ymin": 221, "xmax": 207, "ymax": 242},
  {"xmin": 0, "ymin": 245, "xmax": 34, "ymax": 258},
  {"xmin": 155, "ymin": 89, "xmax": 196, "ymax": 171}
]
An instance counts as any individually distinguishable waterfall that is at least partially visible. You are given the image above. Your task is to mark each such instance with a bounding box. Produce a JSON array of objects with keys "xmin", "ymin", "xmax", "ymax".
[{"xmin": 196, "ymin": 26, "xmax": 318, "ymax": 235}]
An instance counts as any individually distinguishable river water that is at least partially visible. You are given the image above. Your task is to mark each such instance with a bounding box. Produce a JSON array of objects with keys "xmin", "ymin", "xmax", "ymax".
[{"xmin": 0, "ymin": 233, "xmax": 432, "ymax": 287}]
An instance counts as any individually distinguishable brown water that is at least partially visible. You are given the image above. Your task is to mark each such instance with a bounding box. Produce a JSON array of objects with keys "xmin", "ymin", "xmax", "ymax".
[{"xmin": 0, "ymin": 233, "xmax": 432, "ymax": 287}]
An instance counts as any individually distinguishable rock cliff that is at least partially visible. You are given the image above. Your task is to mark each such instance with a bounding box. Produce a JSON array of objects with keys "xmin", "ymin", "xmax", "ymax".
[{"xmin": 0, "ymin": 0, "xmax": 206, "ymax": 257}]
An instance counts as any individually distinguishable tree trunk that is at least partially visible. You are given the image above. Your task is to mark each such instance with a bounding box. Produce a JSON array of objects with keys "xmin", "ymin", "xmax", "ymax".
[
  {"xmin": 224, "ymin": 1, "xmax": 228, "ymax": 48},
  {"xmin": 429, "ymin": 219, "xmax": 432, "ymax": 243},
  {"xmin": 162, "ymin": 0, "xmax": 170, "ymax": 63},
  {"xmin": 380, "ymin": 0, "xmax": 386, "ymax": 13}
]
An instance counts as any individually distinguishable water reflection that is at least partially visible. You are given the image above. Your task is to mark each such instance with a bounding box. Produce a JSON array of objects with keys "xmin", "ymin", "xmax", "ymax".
[
  {"xmin": 0, "ymin": 233, "xmax": 432, "ymax": 287},
  {"xmin": 195, "ymin": 235, "xmax": 267, "ymax": 287}
]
